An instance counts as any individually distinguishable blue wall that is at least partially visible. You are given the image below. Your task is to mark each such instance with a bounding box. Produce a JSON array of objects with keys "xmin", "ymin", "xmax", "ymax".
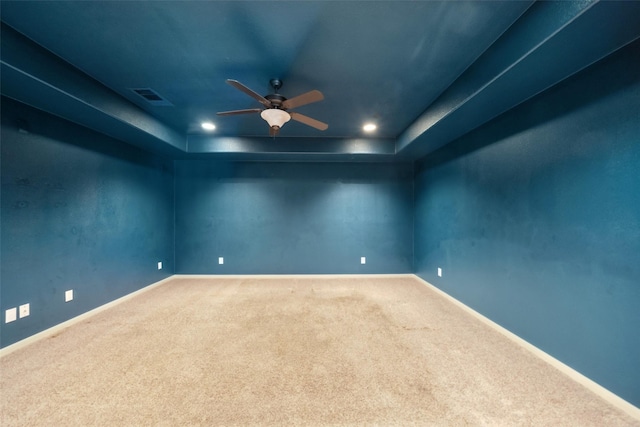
[
  {"xmin": 1, "ymin": 98, "xmax": 174, "ymax": 348},
  {"xmin": 414, "ymin": 41, "xmax": 640, "ymax": 405},
  {"xmin": 175, "ymin": 161, "xmax": 413, "ymax": 274}
]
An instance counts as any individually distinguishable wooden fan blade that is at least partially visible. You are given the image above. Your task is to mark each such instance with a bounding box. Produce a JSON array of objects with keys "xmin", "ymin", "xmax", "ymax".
[
  {"xmin": 216, "ymin": 109, "xmax": 262, "ymax": 116},
  {"xmin": 282, "ymin": 90, "xmax": 324, "ymax": 110},
  {"xmin": 226, "ymin": 79, "xmax": 271, "ymax": 107},
  {"xmin": 290, "ymin": 112, "xmax": 328, "ymax": 131}
]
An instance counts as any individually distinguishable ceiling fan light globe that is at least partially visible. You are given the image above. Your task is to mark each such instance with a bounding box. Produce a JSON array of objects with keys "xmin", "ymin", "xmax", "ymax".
[{"xmin": 261, "ymin": 109, "xmax": 291, "ymax": 129}]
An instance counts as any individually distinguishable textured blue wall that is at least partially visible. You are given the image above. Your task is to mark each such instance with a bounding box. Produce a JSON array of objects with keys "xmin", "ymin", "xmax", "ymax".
[
  {"xmin": 414, "ymin": 41, "xmax": 640, "ymax": 405},
  {"xmin": 1, "ymin": 98, "xmax": 174, "ymax": 348},
  {"xmin": 175, "ymin": 161, "xmax": 413, "ymax": 274}
]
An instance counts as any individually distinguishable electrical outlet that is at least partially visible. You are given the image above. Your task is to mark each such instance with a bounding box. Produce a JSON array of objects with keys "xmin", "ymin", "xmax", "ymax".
[
  {"xmin": 438, "ymin": 267, "xmax": 443, "ymax": 277},
  {"xmin": 361, "ymin": 257, "xmax": 366, "ymax": 265},
  {"xmin": 19, "ymin": 303, "xmax": 30, "ymax": 318},
  {"xmin": 5, "ymin": 308, "xmax": 17, "ymax": 323},
  {"xmin": 218, "ymin": 257, "xmax": 224, "ymax": 265},
  {"xmin": 157, "ymin": 261, "xmax": 163, "ymax": 270},
  {"xmin": 65, "ymin": 289, "xmax": 74, "ymax": 302}
]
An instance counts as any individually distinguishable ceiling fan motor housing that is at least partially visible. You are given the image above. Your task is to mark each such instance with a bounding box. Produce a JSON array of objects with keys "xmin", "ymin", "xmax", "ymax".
[{"xmin": 266, "ymin": 93, "xmax": 286, "ymax": 109}]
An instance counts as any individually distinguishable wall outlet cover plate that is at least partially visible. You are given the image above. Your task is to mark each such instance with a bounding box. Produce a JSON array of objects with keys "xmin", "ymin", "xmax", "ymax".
[
  {"xmin": 19, "ymin": 303, "xmax": 30, "ymax": 318},
  {"xmin": 5, "ymin": 308, "xmax": 17, "ymax": 323}
]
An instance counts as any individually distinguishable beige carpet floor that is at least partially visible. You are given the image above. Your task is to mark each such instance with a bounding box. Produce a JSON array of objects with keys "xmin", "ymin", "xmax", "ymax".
[{"xmin": 1, "ymin": 276, "xmax": 638, "ymax": 426}]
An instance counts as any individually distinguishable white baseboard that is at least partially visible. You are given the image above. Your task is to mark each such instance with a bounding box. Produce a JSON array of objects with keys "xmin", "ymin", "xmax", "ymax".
[
  {"xmin": 172, "ymin": 273, "xmax": 414, "ymax": 279},
  {"xmin": 412, "ymin": 275, "xmax": 640, "ymax": 420},
  {"xmin": 0, "ymin": 275, "xmax": 175, "ymax": 358}
]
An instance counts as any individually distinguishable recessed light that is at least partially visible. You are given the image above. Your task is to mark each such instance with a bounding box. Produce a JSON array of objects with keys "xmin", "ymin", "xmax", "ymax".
[
  {"xmin": 363, "ymin": 123, "xmax": 377, "ymax": 132},
  {"xmin": 201, "ymin": 122, "xmax": 216, "ymax": 131}
]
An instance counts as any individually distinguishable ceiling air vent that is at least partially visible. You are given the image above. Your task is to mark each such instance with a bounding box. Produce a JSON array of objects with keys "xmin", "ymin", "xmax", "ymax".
[{"xmin": 129, "ymin": 88, "xmax": 173, "ymax": 106}]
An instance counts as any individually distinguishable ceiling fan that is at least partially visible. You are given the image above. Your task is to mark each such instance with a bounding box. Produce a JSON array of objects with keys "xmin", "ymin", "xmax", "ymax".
[{"xmin": 217, "ymin": 79, "xmax": 328, "ymax": 136}]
